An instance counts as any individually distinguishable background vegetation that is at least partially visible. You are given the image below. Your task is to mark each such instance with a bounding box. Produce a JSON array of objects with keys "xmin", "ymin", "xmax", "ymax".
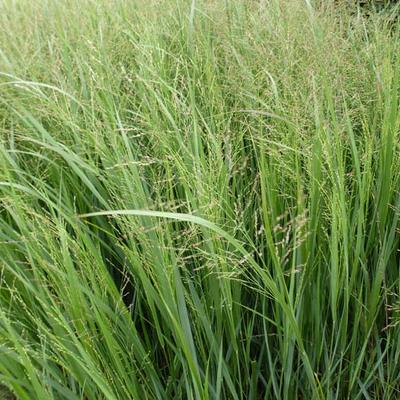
[{"xmin": 1, "ymin": 0, "xmax": 400, "ymax": 398}]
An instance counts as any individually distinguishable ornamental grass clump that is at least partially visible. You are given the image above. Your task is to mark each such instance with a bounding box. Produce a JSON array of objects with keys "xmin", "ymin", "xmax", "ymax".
[{"xmin": 0, "ymin": 0, "xmax": 400, "ymax": 399}]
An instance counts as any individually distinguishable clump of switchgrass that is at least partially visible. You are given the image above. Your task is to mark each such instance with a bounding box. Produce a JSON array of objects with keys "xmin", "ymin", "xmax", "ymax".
[{"xmin": 1, "ymin": 0, "xmax": 400, "ymax": 399}]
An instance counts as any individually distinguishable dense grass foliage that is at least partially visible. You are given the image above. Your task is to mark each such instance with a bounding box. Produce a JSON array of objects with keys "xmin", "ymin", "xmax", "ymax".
[{"xmin": 1, "ymin": 0, "xmax": 400, "ymax": 398}]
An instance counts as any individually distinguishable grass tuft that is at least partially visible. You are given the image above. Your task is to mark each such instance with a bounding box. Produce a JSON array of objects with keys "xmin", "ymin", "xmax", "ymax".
[{"xmin": 1, "ymin": 0, "xmax": 400, "ymax": 398}]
